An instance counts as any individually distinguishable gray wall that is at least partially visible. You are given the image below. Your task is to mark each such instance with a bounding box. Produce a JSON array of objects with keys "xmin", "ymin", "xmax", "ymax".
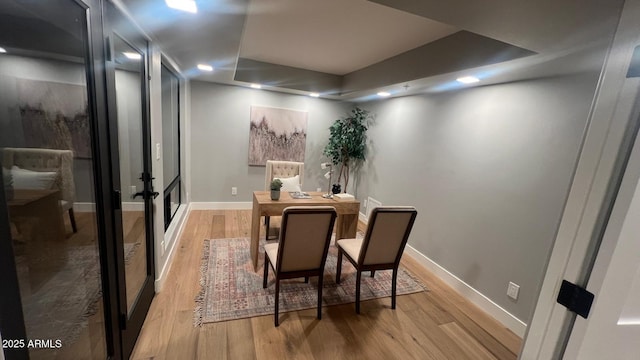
[
  {"xmin": 357, "ymin": 73, "xmax": 599, "ymax": 322},
  {"xmin": 189, "ymin": 81, "xmax": 352, "ymax": 201}
]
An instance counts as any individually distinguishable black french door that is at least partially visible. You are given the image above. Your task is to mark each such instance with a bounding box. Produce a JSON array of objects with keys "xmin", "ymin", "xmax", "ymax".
[{"xmin": 104, "ymin": 1, "xmax": 156, "ymax": 357}]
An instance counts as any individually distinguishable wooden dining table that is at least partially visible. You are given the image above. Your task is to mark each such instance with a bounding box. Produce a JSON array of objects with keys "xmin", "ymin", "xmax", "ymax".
[{"xmin": 250, "ymin": 191, "xmax": 360, "ymax": 271}]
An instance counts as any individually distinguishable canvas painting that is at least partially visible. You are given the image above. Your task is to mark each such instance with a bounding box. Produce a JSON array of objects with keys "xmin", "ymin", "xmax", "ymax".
[
  {"xmin": 248, "ymin": 106, "xmax": 308, "ymax": 166},
  {"xmin": 16, "ymin": 78, "xmax": 91, "ymax": 158}
]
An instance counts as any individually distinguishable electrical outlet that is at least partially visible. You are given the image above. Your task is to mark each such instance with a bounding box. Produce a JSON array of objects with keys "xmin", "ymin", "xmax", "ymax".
[
  {"xmin": 156, "ymin": 143, "xmax": 161, "ymax": 160},
  {"xmin": 317, "ymin": 187, "xmax": 322, "ymax": 192},
  {"xmin": 231, "ymin": 187, "xmax": 237, "ymax": 195},
  {"xmin": 130, "ymin": 185, "xmax": 136, "ymax": 195},
  {"xmin": 364, "ymin": 199, "xmax": 368, "ymax": 208},
  {"xmin": 507, "ymin": 282, "xmax": 520, "ymax": 300}
]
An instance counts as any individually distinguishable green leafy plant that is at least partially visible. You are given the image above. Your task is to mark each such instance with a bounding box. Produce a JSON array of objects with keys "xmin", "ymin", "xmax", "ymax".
[
  {"xmin": 270, "ymin": 178, "xmax": 283, "ymax": 191},
  {"xmin": 323, "ymin": 107, "xmax": 371, "ymax": 192}
]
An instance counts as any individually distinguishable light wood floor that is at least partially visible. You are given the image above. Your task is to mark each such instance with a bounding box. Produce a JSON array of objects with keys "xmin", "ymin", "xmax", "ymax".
[
  {"xmin": 11, "ymin": 210, "xmax": 148, "ymax": 360},
  {"xmin": 131, "ymin": 210, "xmax": 522, "ymax": 360}
]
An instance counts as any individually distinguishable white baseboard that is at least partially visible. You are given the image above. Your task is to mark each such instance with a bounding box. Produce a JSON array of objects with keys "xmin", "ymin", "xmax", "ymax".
[
  {"xmin": 73, "ymin": 201, "xmax": 144, "ymax": 212},
  {"xmin": 73, "ymin": 202, "xmax": 95, "ymax": 212},
  {"xmin": 155, "ymin": 204, "xmax": 189, "ymax": 291},
  {"xmin": 359, "ymin": 211, "xmax": 368, "ymax": 224},
  {"xmin": 404, "ymin": 244, "xmax": 527, "ymax": 338},
  {"xmin": 189, "ymin": 201, "xmax": 252, "ymax": 210}
]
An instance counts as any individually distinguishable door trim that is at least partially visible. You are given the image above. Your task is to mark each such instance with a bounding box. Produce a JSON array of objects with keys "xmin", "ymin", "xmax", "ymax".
[{"xmin": 521, "ymin": 0, "xmax": 640, "ymax": 357}]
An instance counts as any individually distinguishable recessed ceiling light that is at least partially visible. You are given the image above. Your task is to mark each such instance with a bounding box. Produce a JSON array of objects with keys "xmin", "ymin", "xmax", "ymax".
[
  {"xmin": 0, "ymin": 47, "xmax": 6, "ymax": 53},
  {"xmin": 309, "ymin": 93, "xmax": 319, "ymax": 98},
  {"xmin": 377, "ymin": 91, "xmax": 391, "ymax": 97},
  {"xmin": 165, "ymin": 0, "xmax": 197, "ymax": 13},
  {"xmin": 197, "ymin": 64, "xmax": 213, "ymax": 72},
  {"xmin": 250, "ymin": 84, "xmax": 262, "ymax": 89},
  {"xmin": 123, "ymin": 52, "xmax": 141, "ymax": 60},
  {"xmin": 456, "ymin": 76, "xmax": 480, "ymax": 84}
]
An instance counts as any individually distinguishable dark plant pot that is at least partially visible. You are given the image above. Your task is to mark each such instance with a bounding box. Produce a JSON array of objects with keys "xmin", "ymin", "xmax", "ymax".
[
  {"xmin": 331, "ymin": 184, "xmax": 341, "ymax": 194},
  {"xmin": 270, "ymin": 190, "xmax": 280, "ymax": 200}
]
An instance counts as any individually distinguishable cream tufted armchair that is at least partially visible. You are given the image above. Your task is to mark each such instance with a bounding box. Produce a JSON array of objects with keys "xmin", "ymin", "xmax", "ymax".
[
  {"xmin": 2, "ymin": 147, "xmax": 77, "ymax": 233},
  {"xmin": 264, "ymin": 160, "xmax": 304, "ymax": 239}
]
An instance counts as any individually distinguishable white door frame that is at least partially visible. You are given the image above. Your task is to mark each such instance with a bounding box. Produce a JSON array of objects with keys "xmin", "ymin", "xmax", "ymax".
[
  {"xmin": 520, "ymin": 0, "xmax": 640, "ymax": 358},
  {"xmin": 563, "ymin": 93, "xmax": 640, "ymax": 358}
]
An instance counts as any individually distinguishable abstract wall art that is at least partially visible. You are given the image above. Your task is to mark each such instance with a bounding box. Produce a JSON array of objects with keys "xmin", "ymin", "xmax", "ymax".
[
  {"xmin": 16, "ymin": 78, "xmax": 91, "ymax": 158},
  {"xmin": 248, "ymin": 105, "xmax": 308, "ymax": 166}
]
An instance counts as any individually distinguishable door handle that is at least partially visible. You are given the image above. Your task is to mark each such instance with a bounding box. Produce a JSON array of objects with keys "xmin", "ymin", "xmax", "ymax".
[{"xmin": 132, "ymin": 190, "xmax": 159, "ymax": 199}]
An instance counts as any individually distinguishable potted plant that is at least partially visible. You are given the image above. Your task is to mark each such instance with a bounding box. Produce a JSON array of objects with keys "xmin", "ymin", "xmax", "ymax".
[
  {"xmin": 323, "ymin": 107, "xmax": 371, "ymax": 193},
  {"xmin": 270, "ymin": 178, "xmax": 283, "ymax": 200}
]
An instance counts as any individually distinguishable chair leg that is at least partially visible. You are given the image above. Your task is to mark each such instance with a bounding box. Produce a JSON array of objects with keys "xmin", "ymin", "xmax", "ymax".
[
  {"xmin": 275, "ymin": 279, "xmax": 280, "ymax": 327},
  {"xmin": 336, "ymin": 249, "xmax": 343, "ymax": 284},
  {"xmin": 68, "ymin": 208, "xmax": 77, "ymax": 233},
  {"xmin": 356, "ymin": 270, "xmax": 362, "ymax": 314},
  {"xmin": 263, "ymin": 255, "xmax": 269, "ymax": 288},
  {"xmin": 370, "ymin": 270, "xmax": 375, "ymax": 278},
  {"xmin": 392, "ymin": 268, "xmax": 398, "ymax": 310},
  {"xmin": 317, "ymin": 273, "xmax": 323, "ymax": 320},
  {"xmin": 305, "ymin": 276, "xmax": 309, "ymax": 283}
]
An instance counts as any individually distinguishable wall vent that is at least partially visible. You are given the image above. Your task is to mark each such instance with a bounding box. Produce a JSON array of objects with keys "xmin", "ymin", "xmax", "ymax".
[{"xmin": 365, "ymin": 197, "xmax": 382, "ymax": 221}]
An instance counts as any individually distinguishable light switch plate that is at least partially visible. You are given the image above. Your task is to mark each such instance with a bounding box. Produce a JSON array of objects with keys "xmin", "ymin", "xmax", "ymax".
[
  {"xmin": 507, "ymin": 282, "xmax": 520, "ymax": 300},
  {"xmin": 156, "ymin": 143, "xmax": 161, "ymax": 160}
]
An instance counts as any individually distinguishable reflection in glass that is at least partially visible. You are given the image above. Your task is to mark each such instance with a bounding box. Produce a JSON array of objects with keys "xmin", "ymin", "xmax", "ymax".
[
  {"xmin": 112, "ymin": 35, "xmax": 148, "ymax": 315},
  {"xmin": 0, "ymin": 0, "xmax": 105, "ymax": 358},
  {"xmin": 161, "ymin": 63, "xmax": 181, "ymax": 229}
]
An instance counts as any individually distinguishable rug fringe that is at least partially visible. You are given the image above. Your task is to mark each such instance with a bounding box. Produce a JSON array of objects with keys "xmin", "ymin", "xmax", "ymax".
[
  {"xmin": 400, "ymin": 265, "xmax": 430, "ymax": 291},
  {"xmin": 193, "ymin": 239, "xmax": 210, "ymax": 327}
]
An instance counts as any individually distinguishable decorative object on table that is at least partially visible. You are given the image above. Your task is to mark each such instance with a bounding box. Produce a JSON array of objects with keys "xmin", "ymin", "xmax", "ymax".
[
  {"xmin": 323, "ymin": 107, "xmax": 371, "ymax": 193},
  {"xmin": 270, "ymin": 178, "xmax": 283, "ymax": 200},
  {"xmin": 333, "ymin": 193, "xmax": 354, "ymax": 201},
  {"xmin": 331, "ymin": 184, "xmax": 341, "ymax": 194},
  {"xmin": 248, "ymin": 106, "xmax": 308, "ymax": 166},
  {"xmin": 289, "ymin": 191, "xmax": 311, "ymax": 199},
  {"xmin": 321, "ymin": 162, "xmax": 333, "ymax": 198},
  {"xmin": 336, "ymin": 206, "xmax": 418, "ymax": 314},
  {"xmin": 194, "ymin": 235, "xmax": 426, "ymax": 325}
]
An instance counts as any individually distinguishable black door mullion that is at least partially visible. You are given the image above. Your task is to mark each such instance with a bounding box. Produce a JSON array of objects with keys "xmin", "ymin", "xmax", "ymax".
[
  {"xmin": 85, "ymin": 0, "xmax": 124, "ymax": 357},
  {"xmin": 103, "ymin": 1, "xmax": 156, "ymax": 358}
]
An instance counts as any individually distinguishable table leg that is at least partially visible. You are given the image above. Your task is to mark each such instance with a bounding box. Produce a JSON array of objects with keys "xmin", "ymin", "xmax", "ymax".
[
  {"xmin": 40, "ymin": 193, "xmax": 64, "ymax": 242},
  {"xmin": 251, "ymin": 202, "xmax": 261, "ymax": 271},
  {"xmin": 335, "ymin": 213, "xmax": 358, "ymax": 240}
]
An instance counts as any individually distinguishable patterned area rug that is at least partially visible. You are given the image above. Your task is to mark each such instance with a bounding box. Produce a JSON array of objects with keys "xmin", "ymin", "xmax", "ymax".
[
  {"xmin": 16, "ymin": 242, "xmax": 139, "ymax": 346},
  {"xmin": 195, "ymin": 237, "xmax": 427, "ymax": 325}
]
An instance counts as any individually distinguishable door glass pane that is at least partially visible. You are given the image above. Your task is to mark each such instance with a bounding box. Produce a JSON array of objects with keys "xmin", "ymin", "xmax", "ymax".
[
  {"xmin": 161, "ymin": 64, "xmax": 179, "ymax": 185},
  {"xmin": 112, "ymin": 35, "xmax": 148, "ymax": 315},
  {"xmin": 0, "ymin": 0, "xmax": 106, "ymax": 359}
]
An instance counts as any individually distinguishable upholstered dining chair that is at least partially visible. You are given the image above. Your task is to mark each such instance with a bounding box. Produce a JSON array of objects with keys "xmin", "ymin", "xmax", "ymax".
[
  {"xmin": 2, "ymin": 147, "xmax": 77, "ymax": 233},
  {"xmin": 263, "ymin": 160, "xmax": 304, "ymax": 239},
  {"xmin": 263, "ymin": 206, "xmax": 337, "ymax": 326},
  {"xmin": 336, "ymin": 206, "xmax": 418, "ymax": 314}
]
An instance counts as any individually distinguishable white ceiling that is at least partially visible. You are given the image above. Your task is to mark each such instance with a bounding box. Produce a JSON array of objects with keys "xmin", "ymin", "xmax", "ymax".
[{"xmin": 239, "ymin": 0, "xmax": 457, "ymax": 75}]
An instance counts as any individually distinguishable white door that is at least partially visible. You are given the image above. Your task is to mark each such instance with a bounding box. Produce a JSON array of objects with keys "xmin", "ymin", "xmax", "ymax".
[
  {"xmin": 520, "ymin": 0, "xmax": 640, "ymax": 358},
  {"xmin": 563, "ymin": 115, "xmax": 640, "ymax": 358}
]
